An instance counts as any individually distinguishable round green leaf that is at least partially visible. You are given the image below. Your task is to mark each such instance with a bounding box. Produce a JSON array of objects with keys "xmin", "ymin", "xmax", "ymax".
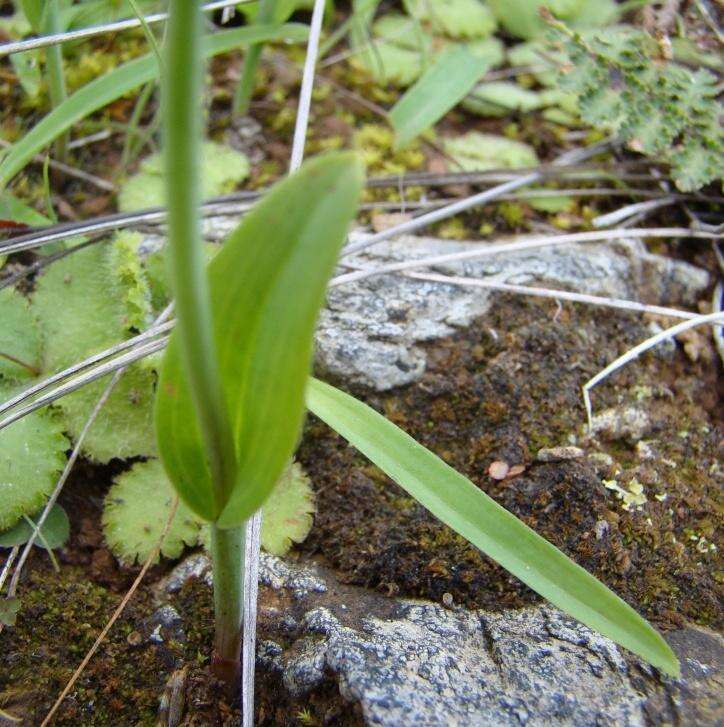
[{"xmin": 0, "ymin": 504, "xmax": 70, "ymax": 550}]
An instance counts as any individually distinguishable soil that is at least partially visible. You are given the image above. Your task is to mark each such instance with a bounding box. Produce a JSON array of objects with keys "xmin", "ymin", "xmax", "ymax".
[{"xmin": 1, "ymin": 292, "xmax": 721, "ymax": 725}]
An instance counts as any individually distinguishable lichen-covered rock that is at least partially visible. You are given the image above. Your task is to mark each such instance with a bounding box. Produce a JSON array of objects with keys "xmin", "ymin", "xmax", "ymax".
[{"xmin": 161, "ymin": 553, "xmax": 723, "ymax": 726}]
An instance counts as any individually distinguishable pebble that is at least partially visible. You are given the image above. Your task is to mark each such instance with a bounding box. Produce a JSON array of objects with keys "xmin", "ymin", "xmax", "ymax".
[{"xmin": 536, "ymin": 446, "xmax": 585, "ymax": 462}]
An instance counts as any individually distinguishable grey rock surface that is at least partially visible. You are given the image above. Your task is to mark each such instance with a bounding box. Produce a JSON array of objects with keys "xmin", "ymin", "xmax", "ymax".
[
  {"xmin": 163, "ymin": 553, "xmax": 723, "ymax": 726},
  {"xmin": 317, "ymin": 234, "xmax": 708, "ymax": 390},
  {"xmin": 139, "ymin": 226, "xmax": 708, "ymax": 391}
]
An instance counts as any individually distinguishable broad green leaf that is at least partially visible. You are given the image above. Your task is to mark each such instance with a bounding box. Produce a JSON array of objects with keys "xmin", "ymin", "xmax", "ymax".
[
  {"xmin": 443, "ymin": 132, "xmax": 538, "ymax": 171},
  {"xmin": 0, "ymin": 287, "xmax": 42, "ymax": 383},
  {"xmin": 404, "ymin": 0, "xmax": 497, "ymax": 39},
  {"xmin": 390, "ymin": 47, "xmax": 489, "ymax": 148},
  {"xmin": 32, "ymin": 241, "xmax": 156, "ymax": 462},
  {"xmin": 119, "ymin": 142, "xmax": 250, "ymax": 212},
  {"xmin": 0, "ymin": 384, "xmax": 68, "ymax": 532},
  {"xmin": 0, "ymin": 504, "xmax": 70, "ymax": 550},
  {"xmin": 155, "ymin": 152, "xmax": 364, "ymax": 526},
  {"xmin": 18, "ymin": 0, "xmax": 44, "ymax": 31},
  {"xmin": 305, "ymin": 377, "xmax": 680, "ymax": 677},
  {"xmin": 0, "ymin": 23, "xmax": 309, "ymax": 187},
  {"xmin": 102, "ymin": 459, "xmax": 201, "ymax": 565}
]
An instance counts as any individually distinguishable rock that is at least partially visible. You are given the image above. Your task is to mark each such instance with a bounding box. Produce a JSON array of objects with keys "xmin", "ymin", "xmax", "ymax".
[
  {"xmin": 161, "ymin": 553, "xmax": 723, "ymax": 726},
  {"xmin": 536, "ymin": 446, "xmax": 585, "ymax": 462},
  {"xmin": 138, "ymin": 226, "xmax": 708, "ymax": 392},
  {"xmin": 590, "ymin": 406, "xmax": 652, "ymax": 442},
  {"xmin": 316, "ymin": 234, "xmax": 708, "ymax": 391}
]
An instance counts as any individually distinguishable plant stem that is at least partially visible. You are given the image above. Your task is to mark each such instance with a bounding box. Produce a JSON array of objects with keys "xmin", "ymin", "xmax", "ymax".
[
  {"xmin": 44, "ymin": 0, "xmax": 68, "ymax": 163},
  {"xmin": 210, "ymin": 523, "xmax": 245, "ymax": 688},
  {"xmin": 233, "ymin": 0, "xmax": 277, "ymax": 114},
  {"xmin": 164, "ymin": 0, "xmax": 237, "ymax": 511}
]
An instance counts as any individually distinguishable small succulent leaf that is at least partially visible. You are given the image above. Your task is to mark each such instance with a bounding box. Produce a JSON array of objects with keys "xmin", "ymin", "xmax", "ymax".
[
  {"xmin": 404, "ymin": 0, "xmax": 497, "ymax": 39},
  {"xmin": 155, "ymin": 152, "xmax": 364, "ymax": 526},
  {"xmin": 0, "ymin": 504, "xmax": 70, "ymax": 550},
  {"xmin": 463, "ymin": 82, "xmax": 543, "ymax": 117},
  {"xmin": 305, "ymin": 377, "xmax": 680, "ymax": 677},
  {"xmin": 32, "ymin": 241, "xmax": 156, "ymax": 462},
  {"xmin": 0, "ymin": 384, "xmax": 68, "ymax": 532},
  {"xmin": 0, "ymin": 597, "xmax": 21, "ymax": 626},
  {"xmin": 260, "ymin": 462, "xmax": 315, "ymax": 555},
  {"xmin": 443, "ymin": 132, "xmax": 538, "ymax": 171},
  {"xmin": 390, "ymin": 46, "xmax": 489, "ymax": 148},
  {"xmin": 119, "ymin": 142, "xmax": 250, "ymax": 212},
  {"xmin": 0, "ymin": 287, "xmax": 41, "ymax": 383},
  {"xmin": 102, "ymin": 459, "xmax": 202, "ymax": 565}
]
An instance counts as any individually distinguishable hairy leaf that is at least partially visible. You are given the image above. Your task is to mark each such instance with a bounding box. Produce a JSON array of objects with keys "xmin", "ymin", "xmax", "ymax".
[
  {"xmin": 118, "ymin": 143, "xmax": 250, "ymax": 212},
  {"xmin": 155, "ymin": 153, "xmax": 364, "ymax": 526},
  {"xmin": 306, "ymin": 377, "xmax": 680, "ymax": 676},
  {"xmin": 0, "ymin": 383, "xmax": 68, "ymax": 532},
  {"xmin": 32, "ymin": 241, "xmax": 156, "ymax": 462},
  {"xmin": 102, "ymin": 459, "xmax": 201, "ymax": 565},
  {"xmin": 260, "ymin": 462, "xmax": 315, "ymax": 555},
  {"xmin": 0, "ymin": 287, "xmax": 41, "ymax": 383}
]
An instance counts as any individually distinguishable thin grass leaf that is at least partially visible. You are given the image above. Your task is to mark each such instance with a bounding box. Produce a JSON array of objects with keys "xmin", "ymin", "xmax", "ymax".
[
  {"xmin": 305, "ymin": 377, "xmax": 680, "ymax": 676},
  {"xmin": 0, "ymin": 23, "xmax": 308, "ymax": 187},
  {"xmin": 389, "ymin": 46, "xmax": 489, "ymax": 148},
  {"xmin": 155, "ymin": 152, "xmax": 364, "ymax": 525}
]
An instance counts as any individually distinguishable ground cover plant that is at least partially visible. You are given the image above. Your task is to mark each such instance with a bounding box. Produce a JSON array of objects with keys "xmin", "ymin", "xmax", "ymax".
[{"xmin": 0, "ymin": 0, "xmax": 721, "ymax": 724}]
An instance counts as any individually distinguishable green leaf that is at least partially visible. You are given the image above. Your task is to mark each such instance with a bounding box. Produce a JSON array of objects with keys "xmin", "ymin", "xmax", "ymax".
[
  {"xmin": 0, "ymin": 504, "xmax": 70, "ymax": 550},
  {"xmin": 119, "ymin": 142, "xmax": 250, "ymax": 212},
  {"xmin": 103, "ymin": 458, "xmax": 314, "ymax": 563},
  {"xmin": 32, "ymin": 241, "xmax": 156, "ymax": 462},
  {"xmin": 260, "ymin": 462, "xmax": 315, "ymax": 555},
  {"xmin": 306, "ymin": 377, "xmax": 680, "ymax": 677},
  {"xmin": 488, "ymin": 0, "xmax": 584, "ymax": 39},
  {"xmin": 0, "ymin": 598, "xmax": 21, "ymax": 626},
  {"xmin": 0, "ymin": 384, "xmax": 68, "ymax": 532},
  {"xmin": 0, "ymin": 23, "xmax": 309, "ymax": 187},
  {"xmin": 102, "ymin": 459, "xmax": 201, "ymax": 565},
  {"xmin": 463, "ymin": 82, "xmax": 543, "ymax": 117},
  {"xmin": 155, "ymin": 152, "xmax": 364, "ymax": 526},
  {"xmin": 0, "ymin": 287, "xmax": 42, "ymax": 383},
  {"xmin": 405, "ymin": 0, "xmax": 496, "ymax": 39},
  {"xmin": 0, "ymin": 192, "xmax": 52, "ymax": 227},
  {"xmin": 390, "ymin": 46, "xmax": 489, "ymax": 148},
  {"xmin": 443, "ymin": 132, "xmax": 538, "ymax": 171}
]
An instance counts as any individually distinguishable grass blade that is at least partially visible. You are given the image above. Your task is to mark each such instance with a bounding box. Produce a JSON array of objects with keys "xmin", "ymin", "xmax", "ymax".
[
  {"xmin": 389, "ymin": 45, "xmax": 489, "ymax": 148},
  {"xmin": 305, "ymin": 377, "xmax": 680, "ymax": 676},
  {"xmin": 0, "ymin": 23, "xmax": 308, "ymax": 187}
]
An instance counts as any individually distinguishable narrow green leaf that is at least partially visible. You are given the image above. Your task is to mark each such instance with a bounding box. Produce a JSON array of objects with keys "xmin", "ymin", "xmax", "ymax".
[
  {"xmin": 390, "ymin": 46, "xmax": 489, "ymax": 148},
  {"xmin": 305, "ymin": 377, "xmax": 680, "ymax": 677},
  {"xmin": 155, "ymin": 153, "xmax": 364, "ymax": 526},
  {"xmin": 0, "ymin": 504, "xmax": 70, "ymax": 550},
  {"xmin": 0, "ymin": 23, "xmax": 309, "ymax": 187}
]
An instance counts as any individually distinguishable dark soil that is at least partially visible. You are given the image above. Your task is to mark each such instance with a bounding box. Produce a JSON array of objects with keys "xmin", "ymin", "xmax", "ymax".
[{"xmin": 1, "ymin": 293, "xmax": 721, "ymax": 725}]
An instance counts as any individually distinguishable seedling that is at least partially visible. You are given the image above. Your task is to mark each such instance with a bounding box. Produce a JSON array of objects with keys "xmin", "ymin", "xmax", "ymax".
[{"xmin": 156, "ymin": 1, "xmax": 678, "ymax": 698}]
